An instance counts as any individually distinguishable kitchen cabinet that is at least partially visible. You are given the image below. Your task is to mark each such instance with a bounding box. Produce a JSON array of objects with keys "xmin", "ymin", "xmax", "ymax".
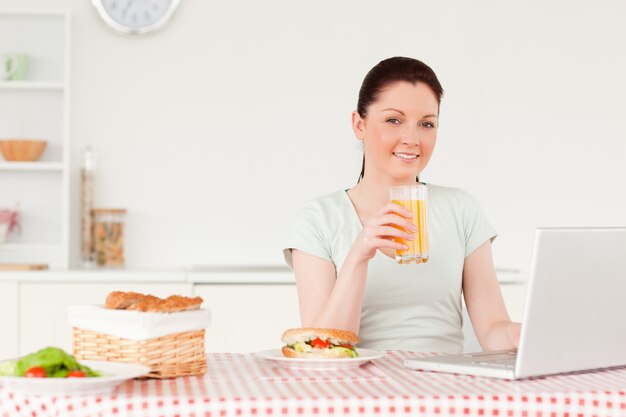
[
  {"xmin": 0, "ymin": 11, "xmax": 71, "ymax": 268},
  {"xmin": 10, "ymin": 271, "xmax": 527, "ymax": 356},
  {"xmin": 194, "ymin": 281, "xmax": 526, "ymax": 354},
  {"xmin": 193, "ymin": 284, "xmax": 300, "ymax": 353},
  {"xmin": 0, "ymin": 282, "xmax": 18, "ymax": 358},
  {"xmin": 19, "ymin": 282, "xmax": 193, "ymax": 355}
]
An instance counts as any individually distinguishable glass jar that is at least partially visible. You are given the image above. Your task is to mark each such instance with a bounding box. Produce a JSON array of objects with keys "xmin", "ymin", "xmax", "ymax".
[
  {"xmin": 80, "ymin": 147, "xmax": 96, "ymax": 267},
  {"xmin": 93, "ymin": 208, "xmax": 126, "ymax": 268}
]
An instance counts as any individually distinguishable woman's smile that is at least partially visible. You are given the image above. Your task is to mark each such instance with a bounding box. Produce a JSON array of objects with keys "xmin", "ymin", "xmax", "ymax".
[{"xmin": 392, "ymin": 152, "xmax": 419, "ymax": 162}]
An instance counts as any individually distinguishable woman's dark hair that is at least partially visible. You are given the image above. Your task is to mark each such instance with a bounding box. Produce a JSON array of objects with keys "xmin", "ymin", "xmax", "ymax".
[{"xmin": 356, "ymin": 56, "xmax": 444, "ymax": 182}]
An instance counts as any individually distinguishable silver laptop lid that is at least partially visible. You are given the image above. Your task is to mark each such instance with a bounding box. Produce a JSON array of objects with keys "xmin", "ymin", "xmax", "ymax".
[{"xmin": 515, "ymin": 227, "xmax": 626, "ymax": 378}]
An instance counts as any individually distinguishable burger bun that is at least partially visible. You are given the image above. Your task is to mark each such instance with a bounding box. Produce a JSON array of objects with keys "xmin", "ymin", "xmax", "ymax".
[{"xmin": 281, "ymin": 327, "xmax": 358, "ymax": 346}]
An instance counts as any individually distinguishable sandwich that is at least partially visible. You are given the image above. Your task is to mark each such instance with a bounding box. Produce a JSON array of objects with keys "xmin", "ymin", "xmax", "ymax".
[{"xmin": 281, "ymin": 328, "xmax": 359, "ymax": 358}]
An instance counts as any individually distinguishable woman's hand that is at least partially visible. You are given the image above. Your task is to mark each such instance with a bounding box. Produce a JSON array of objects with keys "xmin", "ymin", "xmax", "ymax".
[
  {"xmin": 349, "ymin": 202, "xmax": 418, "ymax": 263},
  {"xmin": 506, "ymin": 322, "xmax": 522, "ymax": 349}
]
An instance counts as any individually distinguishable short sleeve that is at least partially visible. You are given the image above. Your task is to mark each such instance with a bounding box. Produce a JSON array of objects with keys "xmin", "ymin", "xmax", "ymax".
[
  {"xmin": 458, "ymin": 190, "xmax": 497, "ymax": 258},
  {"xmin": 283, "ymin": 202, "xmax": 333, "ymax": 269}
]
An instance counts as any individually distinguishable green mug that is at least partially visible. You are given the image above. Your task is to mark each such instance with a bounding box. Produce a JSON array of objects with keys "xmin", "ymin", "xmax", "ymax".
[{"xmin": 1, "ymin": 53, "xmax": 29, "ymax": 81}]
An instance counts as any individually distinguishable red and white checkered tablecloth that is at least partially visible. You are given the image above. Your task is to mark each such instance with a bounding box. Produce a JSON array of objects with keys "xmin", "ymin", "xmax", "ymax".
[{"xmin": 1, "ymin": 351, "xmax": 625, "ymax": 417}]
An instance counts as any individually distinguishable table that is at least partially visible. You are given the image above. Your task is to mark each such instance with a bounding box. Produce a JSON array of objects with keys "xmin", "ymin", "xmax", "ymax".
[{"xmin": 1, "ymin": 351, "xmax": 625, "ymax": 417}]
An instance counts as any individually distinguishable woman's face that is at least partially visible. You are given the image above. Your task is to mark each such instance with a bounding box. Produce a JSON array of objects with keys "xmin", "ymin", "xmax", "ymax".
[{"xmin": 353, "ymin": 81, "xmax": 439, "ymax": 183}]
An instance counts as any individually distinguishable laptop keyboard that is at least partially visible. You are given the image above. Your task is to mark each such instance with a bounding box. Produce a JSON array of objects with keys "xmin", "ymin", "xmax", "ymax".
[{"xmin": 464, "ymin": 351, "xmax": 517, "ymax": 369}]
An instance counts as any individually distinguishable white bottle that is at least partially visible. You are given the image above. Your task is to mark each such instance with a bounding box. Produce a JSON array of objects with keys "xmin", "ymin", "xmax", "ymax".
[{"xmin": 80, "ymin": 146, "xmax": 96, "ymax": 267}]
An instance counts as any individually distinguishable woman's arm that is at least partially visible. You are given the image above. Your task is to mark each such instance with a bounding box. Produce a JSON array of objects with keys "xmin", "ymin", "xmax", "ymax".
[
  {"xmin": 463, "ymin": 240, "xmax": 521, "ymax": 350},
  {"xmin": 292, "ymin": 202, "xmax": 416, "ymax": 333},
  {"xmin": 292, "ymin": 249, "xmax": 368, "ymax": 333}
]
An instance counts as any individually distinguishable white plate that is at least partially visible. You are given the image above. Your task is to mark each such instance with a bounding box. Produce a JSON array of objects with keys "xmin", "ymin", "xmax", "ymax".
[
  {"xmin": 255, "ymin": 349, "xmax": 385, "ymax": 370},
  {"xmin": 0, "ymin": 360, "xmax": 150, "ymax": 396}
]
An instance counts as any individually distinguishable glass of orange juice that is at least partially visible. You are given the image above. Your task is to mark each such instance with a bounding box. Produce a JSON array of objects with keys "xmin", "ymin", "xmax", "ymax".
[{"xmin": 389, "ymin": 184, "xmax": 428, "ymax": 264}]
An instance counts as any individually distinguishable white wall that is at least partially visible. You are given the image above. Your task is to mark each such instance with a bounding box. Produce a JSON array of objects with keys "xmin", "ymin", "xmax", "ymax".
[{"xmin": 3, "ymin": 0, "xmax": 625, "ymax": 271}]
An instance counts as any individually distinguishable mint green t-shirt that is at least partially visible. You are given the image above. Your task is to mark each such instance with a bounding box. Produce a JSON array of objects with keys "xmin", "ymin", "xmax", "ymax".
[{"xmin": 283, "ymin": 184, "xmax": 497, "ymax": 353}]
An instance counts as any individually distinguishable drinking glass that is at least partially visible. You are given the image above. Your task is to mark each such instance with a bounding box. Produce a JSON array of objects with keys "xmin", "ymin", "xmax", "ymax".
[{"xmin": 389, "ymin": 185, "xmax": 429, "ymax": 264}]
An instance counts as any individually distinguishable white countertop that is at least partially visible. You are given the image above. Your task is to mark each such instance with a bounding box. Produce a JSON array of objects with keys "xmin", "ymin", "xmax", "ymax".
[
  {"xmin": 494, "ymin": 268, "xmax": 527, "ymax": 284},
  {"xmin": 0, "ymin": 265, "xmax": 296, "ymax": 284},
  {"xmin": 0, "ymin": 265, "xmax": 525, "ymax": 284},
  {"xmin": 0, "ymin": 268, "xmax": 187, "ymax": 283},
  {"xmin": 189, "ymin": 265, "xmax": 294, "ymax": 284}
]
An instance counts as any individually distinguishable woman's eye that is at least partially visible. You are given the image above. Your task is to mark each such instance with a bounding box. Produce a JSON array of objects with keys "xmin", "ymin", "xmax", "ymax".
[
  {"xmin": 386, "ymin": 118, "xmax": 400, "ymax": 124},
  {"xmin": 421, "ymin": 121, "xmax": 435, "ymax": 128}
]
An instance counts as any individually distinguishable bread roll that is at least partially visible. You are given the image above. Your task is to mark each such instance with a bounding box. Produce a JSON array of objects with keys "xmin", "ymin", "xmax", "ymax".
[{"xmin": 104, "ymin": 291, "xmax": 203, "ymax": 313}]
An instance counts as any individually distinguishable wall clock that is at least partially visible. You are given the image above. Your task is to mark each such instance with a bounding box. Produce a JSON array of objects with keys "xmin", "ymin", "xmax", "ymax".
[{"xmin": 92, "ymin": 0, "xmax": 181, "ymax": 35}]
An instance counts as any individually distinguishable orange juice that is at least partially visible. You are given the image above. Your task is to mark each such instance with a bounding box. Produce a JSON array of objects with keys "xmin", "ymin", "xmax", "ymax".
[{"xmin": 389, "ymin": 185, "xmax": 429, "ymax": 264}]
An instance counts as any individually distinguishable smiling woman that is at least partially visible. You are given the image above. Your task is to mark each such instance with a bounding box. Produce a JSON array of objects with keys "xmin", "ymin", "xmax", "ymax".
[
  {"xmin": 354, "ymin": 57, "xmax": 443, "ymax": 184},
  {"xmin": 354, "ymin": 81, "xmax": 439, "ymax": 184},
  {"xmin": 282, "ymin": 57, "xmax": 521, "ymax": 354}
]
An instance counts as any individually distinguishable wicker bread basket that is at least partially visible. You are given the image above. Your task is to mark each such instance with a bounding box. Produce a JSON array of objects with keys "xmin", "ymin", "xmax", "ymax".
[{"xmin": 72, "ymin": 327, "xmax": 207, "ymax": 379}]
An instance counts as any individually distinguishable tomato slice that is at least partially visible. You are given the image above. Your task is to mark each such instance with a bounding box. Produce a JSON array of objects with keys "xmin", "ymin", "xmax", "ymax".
[
  {"xmin": 338, "ymin": 344, "xmax": 354, "ymax": 350},
  {"xmin": 310, "ymin": 337, "xmax": 330, "ymax": 349},
  {"xmin": 67, "ymin": 370, "xmax": 87, "ymax": 378},
  {"xmin": 25, "ymin": 366, "xmax": 47, "ymax": 378}
]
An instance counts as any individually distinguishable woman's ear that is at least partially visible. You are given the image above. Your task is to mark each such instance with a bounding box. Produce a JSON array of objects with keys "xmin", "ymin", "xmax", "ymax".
[{"xmin": 351, "ymin": 111, "xmax": 365, "ymax": 141}]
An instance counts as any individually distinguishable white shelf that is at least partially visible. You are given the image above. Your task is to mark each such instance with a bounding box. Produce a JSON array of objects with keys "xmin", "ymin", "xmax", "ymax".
[
  {"xmin": 0, "ymin": 162, "xmax": 64, "ymax": 171},
  {"xmin": 0, "ymin": 243, "xmax": 63, "ymax": 251},
  {"xmin": 0, "ymin": 9, "xmax": 68, "ymax": 17},
  {"xmin": 0, "ymin": 81, "xmax": 65, "ymax": 91},
  {"xmin": 0, "ymin": 10, "xmax": 70, "ymax": 269}
]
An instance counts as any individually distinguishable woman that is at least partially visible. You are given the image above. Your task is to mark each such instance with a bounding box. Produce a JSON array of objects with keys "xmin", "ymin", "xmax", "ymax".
[{"xmin": 283, "ymin": 57, "xmax": 520, "ymax": 353}]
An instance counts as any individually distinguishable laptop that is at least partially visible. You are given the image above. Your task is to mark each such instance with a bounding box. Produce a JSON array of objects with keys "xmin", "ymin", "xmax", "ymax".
[{"xmin": 404, "ymin": 227, "xmax": 626, "ymax": 379}]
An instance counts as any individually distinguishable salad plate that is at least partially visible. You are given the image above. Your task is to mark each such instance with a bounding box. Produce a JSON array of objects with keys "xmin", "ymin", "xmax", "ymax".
[
  {"xmin": 0, "ymin": 360, "xmax": 150, "ymax": 396},
  {"xmin": 255, "ymin": 349, "xmax": 385, "ymax": 370}
]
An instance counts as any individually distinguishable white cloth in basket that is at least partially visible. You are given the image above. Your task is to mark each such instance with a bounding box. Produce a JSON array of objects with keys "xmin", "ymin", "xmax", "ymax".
[{"xmin": 67, "ymin": 305, "xmax": 211, "ymax": 341}]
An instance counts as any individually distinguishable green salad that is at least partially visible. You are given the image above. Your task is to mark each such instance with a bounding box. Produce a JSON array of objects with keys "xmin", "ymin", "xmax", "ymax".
[{"xmin": 0, "ymin": 347, "xmax": 100, "ymax": 378}]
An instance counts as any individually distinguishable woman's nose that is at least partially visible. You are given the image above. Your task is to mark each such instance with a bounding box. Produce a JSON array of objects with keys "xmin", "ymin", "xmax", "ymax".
[{"xmin": 402, "ymin": 127, "xmax": 421, "ymax": 146}]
